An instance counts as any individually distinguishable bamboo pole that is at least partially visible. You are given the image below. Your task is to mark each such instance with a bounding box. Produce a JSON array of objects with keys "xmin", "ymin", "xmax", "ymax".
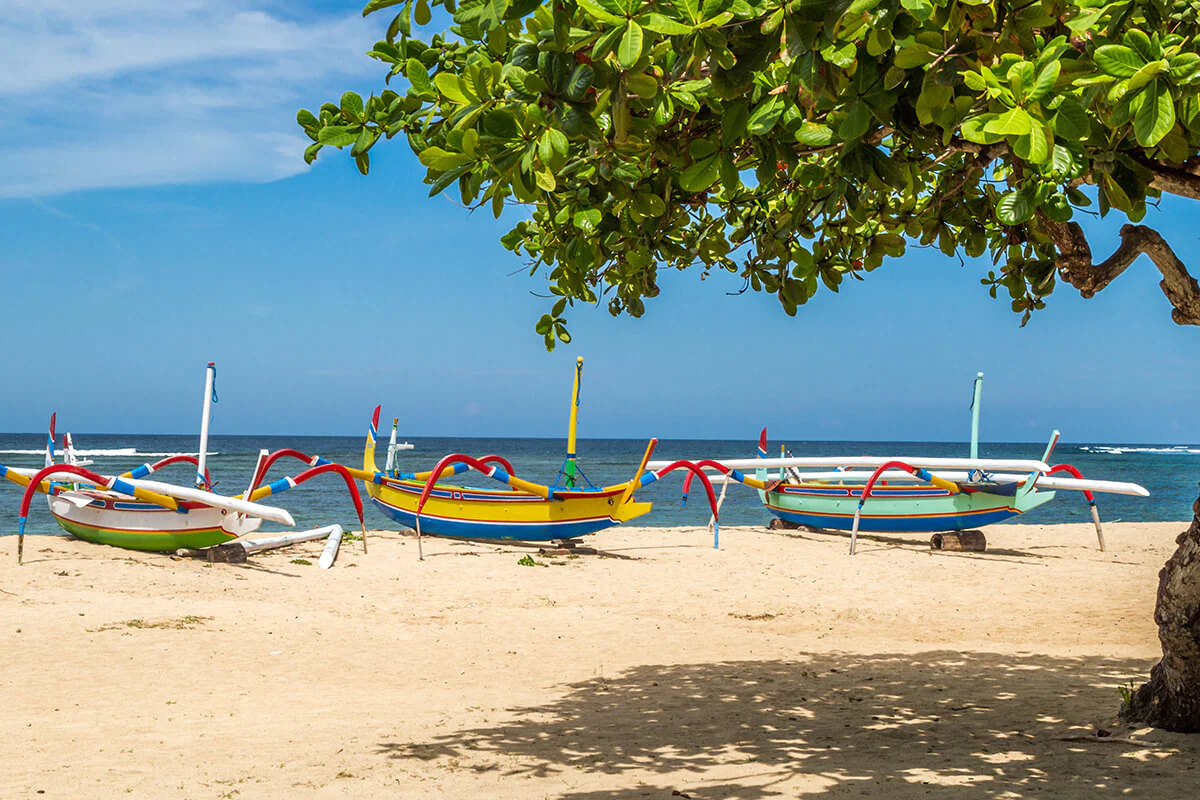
[
  {"xmin": 196, "ymin": 362, "xmax": 216, "ymax": 489},
  {"xmin": 563, "ymin": 357, "xmax": 583, "ymax": 488},
  {"xmin": 970, "ymin": 372, "xmax": 983, "ymax": 460}
]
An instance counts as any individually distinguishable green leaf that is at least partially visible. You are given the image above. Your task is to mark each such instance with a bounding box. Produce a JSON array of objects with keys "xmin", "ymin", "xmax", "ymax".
[
  {"xmin": 297, "ymin": 109, "xmax": 319, "ymax": 130},
  {"xmin": 573, "ymin": 208, "xmax": 602, "ymax": 230},
  {"xmin": 837, "ymin": 101, "xmax": 871, "ymax": 141},
  {"xmin": 434, "ymin": 73, "xmax": 470, "ymax": 104},
  {"xmin": 341, "ymin": 91, "xmax": 365, "ymax": 119},
  {"xmin": 1133, "ymin": 79, "xmax": 1176, "ymax": 147},
  {"xmin": 303, "ymin": 143, "xmax": 322, "ymax": 164},
  {"xmin": 996, "ymin": 190, "xmax": 1034, "ymax": 225},
  {"xmin": 794, "ymin": 122, "xmax": 834, "ymax": 146},
  {"xmin": 577, "ymin": 0, "xmax": 626, "ymax": 24},
  {"xmin": 642, "ymin": 13, "xmax": 693, "ymax": 34},
  {"xmin": 1027, "ymin": 61, "xmax": 1060, "ymax": 103},
  {"xmin": 983, "ymin": 106, "xmax": 1033, "ymax": 136},
  {"xmin": 418, "ymin": 146, "xmax": 474, "ymax": 171},
  {"xmin": 626, "ymin": 71, "xmax": 658, "ymax": 98},
  {"xmin": 961, "ymin": 114, "xmax": 1005, "ymax": 144},
  {"xmin": 901, "ymin": 0, "xmax": 934, "ymax": 21},
  {"xmin": 618, "ymin": 21, "xmax": 644, "ymax": 70},
  {"xmin": 363, "ymin": 0, "xmax": 406, "ymax": 16},
  {"xmin": 746, "ymin": 96, "xmax": 784, "ymax": 136},
  {"xmin": 1126, "ymin": 60, "xmax": 1166, "ymax": 93},
  {"xmin": 566, "ymin": 64, "xmax": 595, "ymax": 101},
  {"xmin": 318, "ymin": 125, "xmax": 359, "ymax": 147},
  {"xmin": 893, "ymin": 42, "xmax": 936, "ymax": 69},
  {"xmin": 1050, "ymin": 97, "xmax": 1090, "ymax": 140},
  {"xmin": 1094, "ymin": 45, "xmax": 1145, "ymax": 78},
  {"xmin": 1012, "ymin": 125, "xmax": 1051, "ymax": 164},
  {"xmin": 679, "ymin": 154, "xmax": 720, "ymax": 192},
  {"xmin": 1124, "ymin": 28, "xmax": 1158, "ymax": 64},
  {"xmin": 406, "ymin": 59, "xmax": 434, "ymax": 95},
  {"xmin": 427, "ymin": 163, "xmax": 472, "ymax": 197},
  {"xmin": 414, "ymin": 0, "xmax": 431, "ymax": 25}
]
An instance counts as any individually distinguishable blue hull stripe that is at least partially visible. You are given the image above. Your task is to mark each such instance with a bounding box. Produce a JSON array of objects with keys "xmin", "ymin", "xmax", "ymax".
[
  {"xmin": 371, "ymin": 497, "xmax": 619, "ymax": 541},
  {"xmin": 768, "ymin": 506, "xmax": 1022, "ymax": 533}
]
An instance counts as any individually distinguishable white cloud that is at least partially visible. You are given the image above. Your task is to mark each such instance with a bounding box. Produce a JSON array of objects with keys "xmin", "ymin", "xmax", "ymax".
[{"xmin": 0, "ymin": 1, "xmax": 382, "ymax": 198}]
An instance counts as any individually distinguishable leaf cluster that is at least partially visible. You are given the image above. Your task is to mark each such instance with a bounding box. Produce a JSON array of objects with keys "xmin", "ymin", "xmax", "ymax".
[{"xmin": 300, "ymin": 0, "xmax": 1200, "ymax": 345}]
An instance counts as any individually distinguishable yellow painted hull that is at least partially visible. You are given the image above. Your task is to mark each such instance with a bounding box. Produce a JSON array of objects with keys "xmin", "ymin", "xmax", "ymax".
[{"xmin": 366, "ymin": 477, "xmax": 651, "ymax": 541}]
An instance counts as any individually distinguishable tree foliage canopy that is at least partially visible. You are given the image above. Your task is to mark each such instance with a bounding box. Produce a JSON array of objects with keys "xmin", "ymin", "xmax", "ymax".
[{"xmin": 301, "ymin": 0, "xmax": 1200, "ymax": 348}]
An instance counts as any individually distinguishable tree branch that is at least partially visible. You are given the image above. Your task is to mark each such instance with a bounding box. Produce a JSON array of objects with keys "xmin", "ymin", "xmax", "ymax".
[
  {"xmin": 1043, "ymin": 219, "xmax": 1200, "ymax": 326},
  {"xmin": 1125, "ymin": 154, "xmax": 1200, "ymax": 200}
]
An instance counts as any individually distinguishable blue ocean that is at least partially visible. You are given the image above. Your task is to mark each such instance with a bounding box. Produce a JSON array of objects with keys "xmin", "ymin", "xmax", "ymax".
[{"xmin": 1, "ymin": 431, "xmax": 1197, "ymax": 541}]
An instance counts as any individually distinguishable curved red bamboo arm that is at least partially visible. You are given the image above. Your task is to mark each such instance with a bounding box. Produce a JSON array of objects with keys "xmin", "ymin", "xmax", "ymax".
[
  {"xmin": 141, "ymin": 455, "xmax": 213, "ymax": 489},
  {"xmin": 248, "ymin": 449, "xmax": 329, "ymax": 495},
  {"xmin": 1048, "ymin": 463, "xmax": 1095, "ymax": 503},
  {"xmin": 652, "ymin": 460, "xmax": 721, "ymax": 524},
  {"xmin": 18, "ymin": 464, "xmax": 179, "ymax": 519},
  {"xmin": 416, "ymin": 454, "xmax": 495, "ymax": 515},
  {"xmin": 291, "ymin": 463, "xmax": 365, "ymax": 526},
  {"xmin": 477, "ymin": 455, "xmax": 515, "ymax": 475}
]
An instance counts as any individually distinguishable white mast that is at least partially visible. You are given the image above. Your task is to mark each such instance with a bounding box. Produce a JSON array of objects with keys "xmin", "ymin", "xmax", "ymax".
[
  {"xmin": 196, "ymin": 362, "xmax": 216, "ymax": 489},
  {"xmin": 385, "ymin": 418, "xmax": 399, "ymax": 473}
]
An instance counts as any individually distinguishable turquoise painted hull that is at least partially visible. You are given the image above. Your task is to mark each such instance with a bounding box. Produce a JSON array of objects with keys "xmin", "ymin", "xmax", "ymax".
[{"xmin": 761, "ymin": 484, "xmax": 1055, "ymax": 533}]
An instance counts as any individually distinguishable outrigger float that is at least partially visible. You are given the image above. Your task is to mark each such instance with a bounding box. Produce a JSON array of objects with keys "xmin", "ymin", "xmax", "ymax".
[
  {"xmin": 351, "ymin": 358, "xmax": 722, "ymax": 557},
  {"xmin": 658, "ymin": 373, "xmax": 1149, "ymax": 554},
  {"xmin": 2, "ymin": 362, "xmax": 367, "ymax": 562}
]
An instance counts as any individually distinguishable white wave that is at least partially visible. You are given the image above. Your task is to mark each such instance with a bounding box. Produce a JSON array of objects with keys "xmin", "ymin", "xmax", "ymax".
[
  {"xmin": 0, "ymin": 449, "xmax": 217, "ymax": 458},
  {"xmin": 1079, "ymin": 445, "xmax": 1200, "ymax": 455}
]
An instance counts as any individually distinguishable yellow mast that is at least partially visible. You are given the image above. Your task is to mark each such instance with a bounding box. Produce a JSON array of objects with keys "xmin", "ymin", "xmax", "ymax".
[{"xmin": 564, "ymin": 357, "xmax": 583, "ymax": 488}]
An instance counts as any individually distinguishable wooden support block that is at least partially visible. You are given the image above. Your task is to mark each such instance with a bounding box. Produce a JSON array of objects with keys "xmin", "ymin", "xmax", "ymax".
[
  {"xmin": 206, "ymin": 543, "xmax": 248, "ymax": 563},
  {"xmin": 930, "ymin": 530, "xmax": 987, "ymax": 552},
  {"xmin": 538, "ymin": 545, "xmax": 597, "ymax": 556}
]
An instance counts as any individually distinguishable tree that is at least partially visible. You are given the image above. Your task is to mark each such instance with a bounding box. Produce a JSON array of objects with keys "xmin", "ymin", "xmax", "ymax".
[{"xmin": 300, "ymin": 0, "xmax": 1200, "ymax": 730}]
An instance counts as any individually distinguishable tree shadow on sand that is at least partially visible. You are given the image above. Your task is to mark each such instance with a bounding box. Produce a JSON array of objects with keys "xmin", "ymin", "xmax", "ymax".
[{"xmin": 377, "ymin": 652, "xmax": 1200, "ymax": 798}]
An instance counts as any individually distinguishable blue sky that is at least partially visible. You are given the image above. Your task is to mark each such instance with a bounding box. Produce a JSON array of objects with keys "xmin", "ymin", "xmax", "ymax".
[{"xmin": 1, "ymin": 1, "xmax": 1198, "ymax": 444}]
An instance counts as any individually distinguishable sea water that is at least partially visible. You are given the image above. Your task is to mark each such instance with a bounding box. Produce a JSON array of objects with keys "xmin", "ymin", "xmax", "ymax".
[{"xmin": 1, "ymin": 433, "xmax": 1196, "ymax": 538}]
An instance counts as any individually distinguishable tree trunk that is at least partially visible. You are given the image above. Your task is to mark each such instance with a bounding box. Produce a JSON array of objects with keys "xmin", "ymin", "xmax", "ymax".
[{"xmin": 1123, "ymin": 489, "xmax": 1200, "ymax": 732}]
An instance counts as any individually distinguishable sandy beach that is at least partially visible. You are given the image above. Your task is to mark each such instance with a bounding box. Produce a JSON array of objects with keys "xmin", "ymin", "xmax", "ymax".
[{"xmin": 2, "ymin": 521, "xmax": 1197, "ymax": 798}]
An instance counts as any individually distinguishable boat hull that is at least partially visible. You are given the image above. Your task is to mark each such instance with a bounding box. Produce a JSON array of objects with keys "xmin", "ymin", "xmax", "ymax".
[
  {"xmin": 48, "ymin": 493, "xmax": 250, "ymax": 551},
  {"xmin": 761, "ymin": 483, "xmax": 1056, "ymax": 533},
  {"xmin": 366, "ymin": 477, "xmax": 651, "ymax": 542}
]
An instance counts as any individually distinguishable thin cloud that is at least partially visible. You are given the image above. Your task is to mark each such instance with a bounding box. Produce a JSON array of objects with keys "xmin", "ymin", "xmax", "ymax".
[{"xmin": 0, "ymin": 1, "xmax": 380, "ymax": 198}]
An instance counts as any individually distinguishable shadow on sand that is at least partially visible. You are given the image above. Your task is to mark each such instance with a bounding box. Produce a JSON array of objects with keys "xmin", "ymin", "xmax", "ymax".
[{"xmin": 377, "ymin": 652, "xmax": 1198, "ymax": 798}]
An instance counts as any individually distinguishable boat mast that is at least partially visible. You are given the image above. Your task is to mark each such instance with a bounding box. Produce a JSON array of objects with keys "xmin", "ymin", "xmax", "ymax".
[
  {"xmin": 564, "ymin": 357, "xmax": 583, "ymax": 489},
  {"xmin": 385, "ymin": 418, "xmax": 399, "ymax": 473},
  {"xmin": 196, "ymin": 362, "xmax": 216, "ymax": 489},
  {"xmin": 969, "ymin": 372, "xmax": 983, "ymax": 460}
]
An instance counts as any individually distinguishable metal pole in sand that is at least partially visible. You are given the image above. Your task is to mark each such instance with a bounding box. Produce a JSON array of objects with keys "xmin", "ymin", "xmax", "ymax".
[{"xmin": 415, "ymin": 515, "xmax": 424, "ymax": 561}]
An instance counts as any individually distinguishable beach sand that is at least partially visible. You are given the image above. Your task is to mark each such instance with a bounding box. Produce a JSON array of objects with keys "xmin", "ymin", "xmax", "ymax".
[{"xmin": 2, "ymin": 521, "xmax": 1198, "ymax": 798}]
